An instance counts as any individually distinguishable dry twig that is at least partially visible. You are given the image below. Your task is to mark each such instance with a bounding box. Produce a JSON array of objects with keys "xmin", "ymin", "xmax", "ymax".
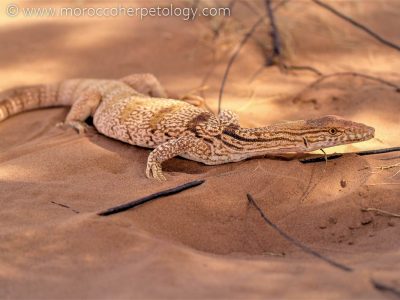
[
  {"xmin": 282, "ymin": 64, "xmax": 323, "ymax": 76},
  {"xmin": 362, "ymin": 208, "xmax": 400, "ymax": 218},
  {"xmin": 372, "ymin": 162, "xmax": 400, "ymax": 177},
  {"xmin": 265, "ymin": 0, "xmax": 282, "ymax": 66},
  {"xmin": 357, "ymin": 147, "xmax": 400, "ymax": 156},
  {"xmin": 300, "ymin": 154, "xmax": 343, "ymax": 164},
  {"xmin": 300, "ymin": 147, "xmax": 400, "ymax": 164},
  {"xmin": 218, "ymin": 16, "xmax": 265, "ymax": 114},
  {"xmin": 371, "ymin": 279, "xmax": 400, "ymax": 298},
  {"xmin": 50, "ymin": 201, "xmax": 79, "ymax": 214},
  {"xmin": 247, "ymin": 193, "xmax": 353, "ymax": 272},
  {"xmin": 312, "ymin": 0, "xmax": 400, "ymax": 53},
  {"xmin": 292, "ymin": 72, "xmax": 400, "ymax": 102},
  {"xmin": 98, "ymin": 180, "xmax": 205, "ymax": 216},
  {"xmin": 217, "ymin": 0, "xmax": 324, "ymax": 111},
  {"xmin": 265, "ymin": 0, "xmax": 322, "ymax": 76}
]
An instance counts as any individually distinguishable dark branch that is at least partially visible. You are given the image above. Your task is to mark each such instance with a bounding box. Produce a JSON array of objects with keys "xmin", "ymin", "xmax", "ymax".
[
  {"xmin": 50, "ymin": 201, "xmax": 79, "ymax": 214},
  {"xmin": 371, "ymin": 279, "xmax": 400, "ymax": 298},
  {"xmin": 248, "ymin": 63, "xmax": 323, "ymax": 84},
  {"xmin": 292, "ymin": 72, "xmax": 400, "ymax": 102},
  {"xmin": 300, "ymin": 154, "xmax": 343, "ymax": 164},
  {"xmin": 265, "ymin": 0, "xmax": 282, "ymax": 66},
  {"xmin": 98, "ymin": 180, "xmax": 205, "ymax": 216},
  {"xmin": 300, "ymin": 147, "xmax": 400, "ymax": 164},
  {"xmin": 264, "ymin": 1, "xmax": 322, "ymax": 76},
  {"xmin": 218, "ymin": 16, "xmax": 265, "ymax": 114},
  {"xmin": 312, "ymin": 0, "xmax": 400, "ymax": 52},
  {"xmin": 247, "ymin": 193, "xmax": 353, "ymax": 272},
  {"xmin": 282, "ymin": 64, "xmax": 323, "ymax": 76},
  {"xmin": 357, "ymin": 147, "xmax": 400, "ymax": 156}
]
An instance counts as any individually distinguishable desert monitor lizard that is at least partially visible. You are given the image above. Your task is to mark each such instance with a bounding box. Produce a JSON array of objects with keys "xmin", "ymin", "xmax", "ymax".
[{"xmin": 0, "ymin": 73, "xmax": 375, "ymax": 180}]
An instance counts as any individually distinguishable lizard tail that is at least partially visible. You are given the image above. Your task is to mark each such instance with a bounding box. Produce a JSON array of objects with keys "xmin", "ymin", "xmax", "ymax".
[{"xmin": 0, "ymin": 84, "xmax": 61, "ymax": 123}]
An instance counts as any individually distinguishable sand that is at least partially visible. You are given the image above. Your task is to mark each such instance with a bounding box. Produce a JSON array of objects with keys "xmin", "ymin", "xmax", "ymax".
[{"xmin": 0, "ymin": 0, "xmax": 399, "ymax": 299}]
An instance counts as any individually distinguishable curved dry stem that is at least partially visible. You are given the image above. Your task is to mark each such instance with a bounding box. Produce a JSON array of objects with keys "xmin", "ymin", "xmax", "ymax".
[
  {"xmin": 312, "ymin": 0, "xmax": 400, "ymax": 52},
  {"xmin": 292, "ymin": 72, "xmax": 400, "ymax": 102},
  {"xmin": 218, "ymin": 16, "xmax": 265, "ymax": 114}
]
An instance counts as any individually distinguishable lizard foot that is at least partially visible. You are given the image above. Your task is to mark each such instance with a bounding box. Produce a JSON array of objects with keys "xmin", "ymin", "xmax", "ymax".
[
  {"xmin": 56, "ymin": 121, "xmax": 89, "ymax": 135},
  {"xmin": 181, "ymin": 94, "xmax": 206, "ymax": 108},
  {"xmin": 145, "ymin": 161, "xmax": 167, "ymax": 181}
]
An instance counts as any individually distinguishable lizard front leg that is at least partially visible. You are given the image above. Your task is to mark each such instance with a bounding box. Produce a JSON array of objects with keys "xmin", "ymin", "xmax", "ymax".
[
  {"xmin": 146, "ymin": 135, "xmax": 200, "ymax": 181},
  {"xmin": 58, "ymin": 91, "xmax": 102, "ymax": 134},
  {"xmin": 219, "ymin": 109, "xmax": 240, "ymax": 127},
  {"xmin": 120, "ymin": 73, "xmax": 167, "ymax": 98}
]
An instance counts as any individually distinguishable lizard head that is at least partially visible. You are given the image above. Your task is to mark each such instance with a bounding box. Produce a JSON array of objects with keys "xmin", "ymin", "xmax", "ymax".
[
  {"xmin": 218, "ymin": 115, "xmax": 374, "ymax": 156},
  {"xmin": 299, "ymin": 115, "xmax": 375, "ymax": 151}
]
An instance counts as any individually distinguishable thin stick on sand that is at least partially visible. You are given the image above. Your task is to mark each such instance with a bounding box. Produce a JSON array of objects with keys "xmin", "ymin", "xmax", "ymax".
[
  {"xmin": 218, "ymin": 16, "xmax": 265, "ymax": 114},
  {"xmin": 377, "ymin": 162, "xmax": 400, "ymax": 169},
  {"xmin": 361, "ymin": 208, "xmax": 400, "ymax": 218},
  {"xmin": 282, "ymin": 64, "xmax": 323, "ymax": 76},
  {"xmin": 292, "ymin": 72, "xmax": 400, "ymax": 103},
  {"xmin": 300, "ymin": 147, "xmax": 400, "ymax": 164},
  {"xmin": 98, "ymin": 179, "xmax": 205, "ymax": 216},
  {"xmin": 247, "ymin": 193, "xmax": 353, "ymax": 272},
  {"xmin": 357, "ymin": 147, "xmax": 400, "ymax": 156},
  {"xmin": 247, "ymin": 195, "xmax": 400, "ymax": 296},
  {"xmin": 264, "ymin": 0, "xmax": 282, "ymax": 66},
  {"xmin": 312, "ymin": 0, "xmax": 400, "ymax": 53},
  {"xmin": 371, "ymin": 279, "xmax": 400, "ymax": 298}
]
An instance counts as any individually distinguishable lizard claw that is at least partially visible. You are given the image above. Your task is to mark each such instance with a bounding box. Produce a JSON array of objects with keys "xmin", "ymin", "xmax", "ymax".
[
  {"xmin": 56, "ymin": 121, "xmax": 65, "ymax": 129},
  {"xmin": 146, "ymin": 161, "xmax": 167, "ymax": 181},
  {"xmin": 56, "ymin": 121, "xmax": 89, "ymax": 135}
]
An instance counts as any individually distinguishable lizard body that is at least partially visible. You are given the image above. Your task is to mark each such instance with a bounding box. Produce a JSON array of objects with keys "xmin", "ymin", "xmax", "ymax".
[{"xmin": 0, "ymin": 73, "xmax": 375, "ymax": 180}]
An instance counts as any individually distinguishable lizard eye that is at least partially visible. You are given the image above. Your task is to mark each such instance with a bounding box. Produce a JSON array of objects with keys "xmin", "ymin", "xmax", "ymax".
[{"xmin": 328, "ymin": 128, "xmax": 338, "ymax": 135}]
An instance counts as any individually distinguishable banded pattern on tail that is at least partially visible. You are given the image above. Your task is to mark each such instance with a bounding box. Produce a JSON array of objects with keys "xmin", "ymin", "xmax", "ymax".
[{"xmin": 0, "ymin": 84, "xmax": 59, "ymax": 122}]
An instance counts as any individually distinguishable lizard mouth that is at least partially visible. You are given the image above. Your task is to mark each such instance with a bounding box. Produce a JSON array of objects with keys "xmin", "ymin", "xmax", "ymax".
[{"xmin": 346, "ymin": 126, "xmax": 375, "ymax": 142}]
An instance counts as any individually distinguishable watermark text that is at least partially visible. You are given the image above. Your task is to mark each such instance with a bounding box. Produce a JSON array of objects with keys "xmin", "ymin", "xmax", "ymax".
[{"xmin": 5, "ymin": 3, "xmax": 231, "ymax": 21}]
